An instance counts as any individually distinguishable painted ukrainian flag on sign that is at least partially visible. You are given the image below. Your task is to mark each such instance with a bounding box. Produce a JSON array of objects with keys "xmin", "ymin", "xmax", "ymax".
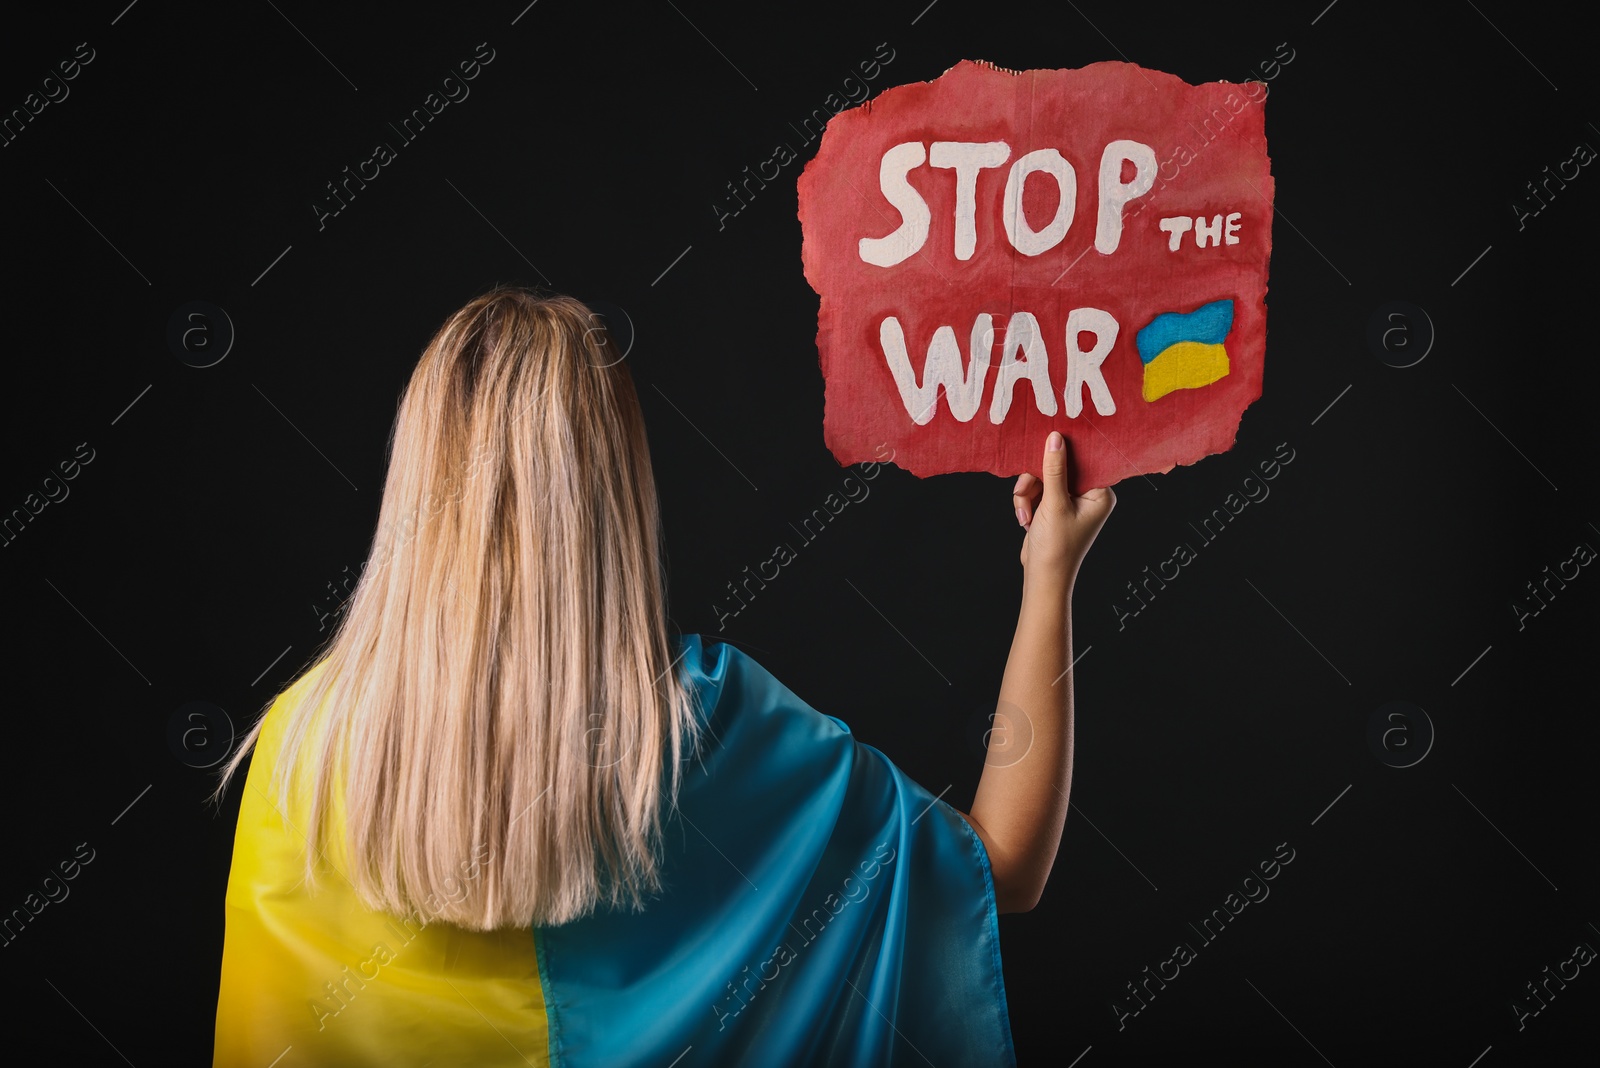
[{"xmin": 1135, "ymin": 299, "xmax": 1234, "ymax": 402}]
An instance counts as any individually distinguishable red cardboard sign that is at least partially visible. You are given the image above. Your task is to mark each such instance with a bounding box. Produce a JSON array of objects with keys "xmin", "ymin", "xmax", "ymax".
[{"xmin": 798, "ymin": 60, "xmax": 1274, "ymax": 488}]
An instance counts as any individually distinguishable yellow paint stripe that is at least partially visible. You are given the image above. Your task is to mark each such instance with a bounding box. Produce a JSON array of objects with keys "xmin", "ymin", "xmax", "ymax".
[{"xmin": 1142, "ymin": 341, "xmax": 1230, "ymax": 402}]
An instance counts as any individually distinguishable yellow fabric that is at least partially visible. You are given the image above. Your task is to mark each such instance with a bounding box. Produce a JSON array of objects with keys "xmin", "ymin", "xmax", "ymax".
[
  {"xmin": 1142, "ymin": 340, "xmax": 1230, "ymax": 401},
  {"xmin": 213, "ymin": 661, "xmax": 551, "ymax": 1067}
]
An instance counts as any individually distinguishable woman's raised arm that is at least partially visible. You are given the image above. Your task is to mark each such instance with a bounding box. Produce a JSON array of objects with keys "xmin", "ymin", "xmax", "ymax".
[{"xmin": 959, "ymin": 431, "xmax": 1114, "ymax": 913}]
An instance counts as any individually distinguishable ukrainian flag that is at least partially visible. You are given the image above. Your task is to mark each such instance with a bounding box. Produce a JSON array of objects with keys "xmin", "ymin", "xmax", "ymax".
[
  {"xmin": 1135, "ymin": 299, "xmax": 1234, "ymax": 402},
  {"xmin": 214, "ymin": 634, "xmax": 1015, "ymax": 1066}
]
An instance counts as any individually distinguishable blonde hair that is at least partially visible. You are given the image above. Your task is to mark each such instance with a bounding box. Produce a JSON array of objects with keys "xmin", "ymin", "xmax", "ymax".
[{"xmin": 211, "ymin": 287, "xmax": 700, "ymax": 929}]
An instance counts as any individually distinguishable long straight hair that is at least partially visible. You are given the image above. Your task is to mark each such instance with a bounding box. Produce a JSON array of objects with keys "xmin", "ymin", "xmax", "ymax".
[{"xmin": 211, "ymin": 287, "xmax": 701, "ymax": 930}]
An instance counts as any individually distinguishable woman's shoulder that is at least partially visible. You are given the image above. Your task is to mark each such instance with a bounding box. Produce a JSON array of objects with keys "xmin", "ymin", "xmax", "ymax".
[
  {"xmin": 671, "ymin": 633, "xmax": 735, "ymax": 727},
  {"xmin": 672, "ymin": 632, "xmax": 768, "ymax": 700},
  {"xmin": 249, "ymin": 657, "xmax": 338, "ymax": 779},
  {"xmin": 672, "ymin": 632, "xmax": 853, "ymax": 738}
]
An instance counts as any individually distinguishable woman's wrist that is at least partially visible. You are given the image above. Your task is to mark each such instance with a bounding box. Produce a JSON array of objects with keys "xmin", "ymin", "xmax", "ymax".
[{"xmin": 1021, "ymin": 564, "xmax": 1076, "ymax": 605}]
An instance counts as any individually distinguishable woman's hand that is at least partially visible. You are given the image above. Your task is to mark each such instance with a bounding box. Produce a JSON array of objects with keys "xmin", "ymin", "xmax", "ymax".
[{"xmin": 1012, "ymin": 431, "xmax": 1115, "ymax": 582}]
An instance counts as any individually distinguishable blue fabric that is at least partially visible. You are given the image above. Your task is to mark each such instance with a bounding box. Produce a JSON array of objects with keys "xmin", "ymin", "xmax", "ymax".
[{"xmin": 535, "ymin": 633, "xmax": 1015, "ymax": 1067}]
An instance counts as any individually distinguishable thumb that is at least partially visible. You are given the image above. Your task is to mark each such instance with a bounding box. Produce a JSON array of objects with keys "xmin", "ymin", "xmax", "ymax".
[{"xmin": 1040, "ymin": 430, "xmax": 1070, "ymax": 510}]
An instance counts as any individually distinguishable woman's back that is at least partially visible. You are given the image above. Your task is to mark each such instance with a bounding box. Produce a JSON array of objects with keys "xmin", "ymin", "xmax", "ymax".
[{"xmin": 214, "ymin": 633, "xmax": 1013, "ymax": 1067}]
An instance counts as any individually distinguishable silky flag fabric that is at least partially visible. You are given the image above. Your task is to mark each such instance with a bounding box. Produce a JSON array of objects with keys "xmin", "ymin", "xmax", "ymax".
[
  {"xmin": 215, "ymin": 633, "xmax": 1014, "ymax": 1066},
  {"xmin": 1135, "ymin": 299, "xmax": 1234, "ymax": 402}
]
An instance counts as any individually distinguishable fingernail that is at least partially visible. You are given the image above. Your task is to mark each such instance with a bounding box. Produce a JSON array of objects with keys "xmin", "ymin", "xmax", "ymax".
[
  {"xmin": 1046, "ymin": 431, "xmax": 1064, "ymax": 452},
  {"xmin": 1016, "ymin": 506, "xmax": 1027, "ymax": 527}
]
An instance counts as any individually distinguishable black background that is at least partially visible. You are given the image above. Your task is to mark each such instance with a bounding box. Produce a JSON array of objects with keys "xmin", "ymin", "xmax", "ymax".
[{"xmin": 1, "ymin": 1, "xmax": 1596, "ymax": 1065}]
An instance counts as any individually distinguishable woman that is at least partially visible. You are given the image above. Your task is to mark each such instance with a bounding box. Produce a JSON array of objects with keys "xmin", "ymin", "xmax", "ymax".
[{"xmin": 211, "ymin": 287, "xmax": 1113, "ymax": 1066}]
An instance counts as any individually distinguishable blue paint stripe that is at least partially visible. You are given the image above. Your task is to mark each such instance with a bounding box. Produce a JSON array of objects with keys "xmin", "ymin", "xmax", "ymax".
[{"xmin": 1135, "ymin": 300, "xmax": 1234, "ymax": 363}]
